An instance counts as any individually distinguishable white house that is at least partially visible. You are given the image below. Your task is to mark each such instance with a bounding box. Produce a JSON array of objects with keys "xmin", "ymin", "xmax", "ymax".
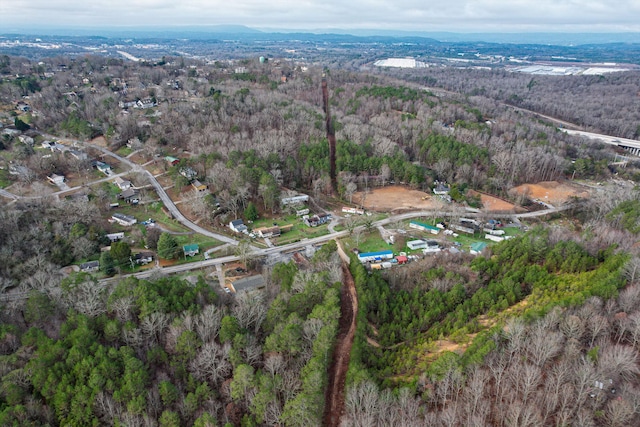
[
  {"xmin": 229, "ymin": 219, "xmax": 248, "ymax": 233},
  {"xmin": 80, "ymin": 261, "xmax": 100, "ymax": 272},
  {"xmin": 409, "ymin": 221, "xmax": 440, "ymax": 235},
  {"xmin": 106, "ymin": 232, "xmax": 125, "ymax": 242},
  {"xmin": 281, "ymin": 195, "xmax": 309, "ymax": 206},
  {"xmin": 113, "ymin": 177, "xmax": 132, "ymax": 191},
  {"xmin": 47, "ymin": 174, "xmax": 65, "ymax": 185},
  {"xmin": 112, "ymin": 213, "xmax": 137, "ymax": 226},
  {"xmin": 407, "ymin": 240, "xmax": 428, "ymax": 250}
]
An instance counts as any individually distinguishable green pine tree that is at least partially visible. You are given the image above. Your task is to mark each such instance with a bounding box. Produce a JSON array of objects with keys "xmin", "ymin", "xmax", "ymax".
[{"xmin": 157, "ymin": 233, "xmax": 180, "ymax": 260}]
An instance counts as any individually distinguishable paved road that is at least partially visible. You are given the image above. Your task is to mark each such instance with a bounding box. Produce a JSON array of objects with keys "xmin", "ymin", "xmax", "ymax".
[
  {"xmin": 42, "ymin": 134, "xmax": 244, "ymax": 247},
  {"xmin": 561, "ymin": 129, "xmax": 640, "ymax": 151}
]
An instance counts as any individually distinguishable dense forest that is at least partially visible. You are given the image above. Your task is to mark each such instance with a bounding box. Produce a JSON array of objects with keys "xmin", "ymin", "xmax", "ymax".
[{"xmin": 0, "ymin": 242, "xmax": 342, "ymax": 426}]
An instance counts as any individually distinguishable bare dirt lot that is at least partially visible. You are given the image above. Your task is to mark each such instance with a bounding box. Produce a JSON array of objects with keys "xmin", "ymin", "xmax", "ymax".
[
  {"xmin": 510, "ymin": 181, "xmax": 590, "ymax": 205},
  {"xmin": 467, "ymin": 190, "xmax": 522, "ymax": 213},
  {"xmin": 89, "ymin": 136, "xmax": 109, "ymax": 147},
  {"xmin": 352, "ymin": 185, "xmax": 444, "ymax": 212}
]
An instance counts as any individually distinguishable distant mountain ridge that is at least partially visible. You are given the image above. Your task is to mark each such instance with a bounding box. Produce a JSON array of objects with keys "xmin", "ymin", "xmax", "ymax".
[{"xmin": 3, "ymin": 25, "xmax": 640, "ymax": 46}]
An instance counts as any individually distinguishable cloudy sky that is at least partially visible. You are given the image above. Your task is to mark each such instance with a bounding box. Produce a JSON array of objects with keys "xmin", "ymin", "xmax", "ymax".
[{"xmin": 2, "ymin": 0, "xmax": 640, "ymax": 33}]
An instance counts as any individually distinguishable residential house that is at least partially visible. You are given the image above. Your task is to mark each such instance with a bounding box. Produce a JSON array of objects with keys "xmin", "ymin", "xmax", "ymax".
[
  {"xmin": 281, "ymin": 194, "xmax": 309, "ymax": 206},
  {"xmin": 409, "ymin": 221, "xmax": 440, "ymax": 235},
  {"xmin": 165, "ymin": 156, "xmax": 180, "ymax": 166},
  {"xmin": 304, "ymin": 213, "xmax": 331, "ymax": 227},
  {"xmin": 433, "ymin": 182, "xmax": 451, "ymax": 195},
  {"xmin": 112, "ymin": 213, "xmax": 137, "ymax": 226},
  {"xmin": 80, "ymin": 260, "xmax": 100, "ymax": 272},
  {"xmin": 113, "ymin": 177, "xmax": 132, "ymax": 191},
  {"xmin": 451, "ymin": 224, "xmax": 475, "ymax": 235},
  {"xmin": 94, "ymin": 161, "xmax": 112, "ymax": 176},
  {"xmin": 135, "ymin": 98, "xmax": 156, "ymax": 109},
  {"xmin": 47, "ymin": 173, "xmax": 65, "ymax": 185},
  {"xmin": 106, "ymin": 232, "xmax": 125, "ymax": 243},
  {"xmin": 255, "ymin": 226, "xmax": 281, "ymax": 238},
  {"xmin": 422, "ymin": 241, "xmax": 442, "ymax": 254},
  {"xmin": 126, "ymin": 137, "xmax": 141, "ymax": 149},
  {"xmin": 183, "ymin": 244, "xmax": 200, "ymax": 257},
  {"xmin": 229, "ymin": 219, "xmax": 248, "ymax": 233},
  {"xmin": 191, "ymin": 179, "xmax": 207, "ymax": 192},
  {"xmin": 69, "ymin": 150, "xmax": 88, "ymax": 161},
  {"xmin": 118, "ymin": 100, "xmax": 137, "ymax": 109},
  {"xmin": 357, "ymin": 250, "xmax": 394, "ymax": 263},
  {"xmin": 118, "ymin": 188, "xmax": 139, "ymax": 203},
  {"xmin": 342, "ymin": 207, "xmax": 365, "ymax": 215},
  {"xmin": 230, "ymin": 274, "xmax": 266, "ymax": 293},
  {"xmin": 18, "ymin": 135, "xmax": 34, "ymax": 146},
  {"xmin": 134, "ymin": 252, "xmax": 154, "ymax": 265},
  {"xmin": 470, "ymin": 242, "xmax": 488, "ymax": 255},
  {"xmin": 407, "ymin": 240, "xmax": 428, "ymax": 250},
  {"xmin": 49, "ymin": 141, "xmax": 69, "ymax": 152},
  {"xmin": 179, "ymin": 167, "xmax": 197, "ymax": 180}
]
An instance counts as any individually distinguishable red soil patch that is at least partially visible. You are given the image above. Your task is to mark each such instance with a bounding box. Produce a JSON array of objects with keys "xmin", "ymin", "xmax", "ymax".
[
  {"xmin": 352, "ymin": 185, "xmax": 444, "ymax": 212},
  {"xmin": 89, "ymin": 136, "xmax": 109, "ymax": 147},
  {"xmin": 510, "ymin": 181, "xmax": 590, "ymax": 205},
  {"xmin": 467, "ymin": 190, "xmax": 520, "ymax": 213},
  {"xmin": 323, "ymin": 263, "xmax": 357, "ymax": 427}
]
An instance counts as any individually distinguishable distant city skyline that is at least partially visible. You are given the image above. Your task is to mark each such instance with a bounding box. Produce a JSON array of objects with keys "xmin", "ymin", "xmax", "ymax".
[{"xmin": 2, "ymin": 0, "xmax": 640, "ymax": 34}]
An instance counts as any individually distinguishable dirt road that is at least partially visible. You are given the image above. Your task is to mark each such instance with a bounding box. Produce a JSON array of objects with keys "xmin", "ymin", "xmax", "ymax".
[{"xmin": 323, "ymin": 262, "xmax": 358, "ymax": 427}]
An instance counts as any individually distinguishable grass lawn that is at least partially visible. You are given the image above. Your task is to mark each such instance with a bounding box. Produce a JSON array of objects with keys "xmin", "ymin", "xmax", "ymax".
[
  {"xmin": 342, "ymin": 231, "xmax": 391, "ymax": 254},
  {"xmin": 156, "ymin": 235, "xmax": 223, "ymax": 266},
  {"xmin": 116, "ymin": 146, "xmax": 133, "ymax": 157},
  {"xmin": 250, "ymin": 213, "xmax": 331, "ymax": 246},
  {"xmin": 273, "ymin": 223, "xmax": 330, "ymax": 245},
  {"xmin": 111, "ymin": 201, "xmax": 191, "ymax": 233},
  {"xmin": 0, "ymin": 168, "xmax": 11, "ymax": 188}
]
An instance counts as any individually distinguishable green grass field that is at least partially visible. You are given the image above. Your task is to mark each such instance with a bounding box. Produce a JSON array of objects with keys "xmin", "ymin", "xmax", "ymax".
[{"xmin": 249, "ymin": 213, "xmax": 331, "ymax": 246}]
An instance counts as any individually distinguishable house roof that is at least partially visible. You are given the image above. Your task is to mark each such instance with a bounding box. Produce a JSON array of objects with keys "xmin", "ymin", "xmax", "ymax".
[
  {"xmin": 232, "ymin": 275, "xmax": 265, "ymax": 292},
  {"xmin": 134, "ymin": 252, "xmax": 154, "ymax": 260},
  {"xmin": 120, "ymin": 188, "xmax": 137, "ymax": 198},
  {"xmin": 410, "ymin": 221, "xmax": 439, "ymax": 231},
  {"xmin": 183, "ymin": 244, "xmax": 199, "ymax": 252},
  {"xmin": 80, "ymin": 261, "xmax": 100, "ymax": 269},
  {"xmin": 358, "ymin": 250, "xmax": 394, "ymax": 258},
  {"xmin": 112, "ymin": 213, "xmax": 135, "ymax": 222},
  {"xmin": 470, "ymin": 242, "xmax": 488, "ymax": 252},
  {"xmin": 230, "ymin": 219, "xmax": 244, "ymax": 226}
]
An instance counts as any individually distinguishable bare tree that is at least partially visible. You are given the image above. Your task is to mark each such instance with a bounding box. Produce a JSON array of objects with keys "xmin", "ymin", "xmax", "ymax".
[
  {"xmin": 195, "ymin": 304, "xmax": 222, "ymax": 343},
  {"xmin": 189, "ymin": 341, "xmax": 232, "ymax": 386},
  {"xmin": 232, "ymin": 291, "xmax": 266, "ymax": 333}
]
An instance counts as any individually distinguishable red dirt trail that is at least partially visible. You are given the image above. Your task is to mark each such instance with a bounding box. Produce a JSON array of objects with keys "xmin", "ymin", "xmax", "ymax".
[{"xmin": 322, "ymin": 262, "xmax": 358, "ymax": 427}]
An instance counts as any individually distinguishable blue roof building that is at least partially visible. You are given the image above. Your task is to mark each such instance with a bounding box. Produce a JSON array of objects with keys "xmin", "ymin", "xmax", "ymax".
[{"xmin": 358, "ymin": 250, "xmax": 394, "ymax": 263}]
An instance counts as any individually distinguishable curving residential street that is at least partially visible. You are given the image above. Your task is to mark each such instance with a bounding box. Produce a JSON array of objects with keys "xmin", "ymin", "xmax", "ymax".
[{"xmin": 0, "ymin": 131, "xmax": 583, "ymax": 290}]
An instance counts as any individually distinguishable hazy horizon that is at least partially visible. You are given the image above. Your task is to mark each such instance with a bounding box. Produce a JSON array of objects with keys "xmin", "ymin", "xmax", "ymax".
[{"xmin": 2, "ymin": 0, "xmax": 640, "ymax": 35}]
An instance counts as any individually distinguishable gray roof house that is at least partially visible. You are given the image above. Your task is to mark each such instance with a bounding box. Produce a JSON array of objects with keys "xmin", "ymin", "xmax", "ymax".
[{"xmin": 230, "ymin": 275, "xmax": 266, "ymax": 293}]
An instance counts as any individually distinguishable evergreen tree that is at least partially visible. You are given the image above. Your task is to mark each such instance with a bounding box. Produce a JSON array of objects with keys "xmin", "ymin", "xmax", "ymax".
[
  {"xmin": 110, "ymin": 241, "xmax": 132, "ymax": 269},
  {"xmin": 99, "ymin": 251, "xmax": 115, "ymax": 276},
  {"xmin": 244, "ymin": 201, "xmax": 259, "ymax": 221},
  {"xmin": 157, "ymin": 233, "xmax": 180, "ymax": 260}
]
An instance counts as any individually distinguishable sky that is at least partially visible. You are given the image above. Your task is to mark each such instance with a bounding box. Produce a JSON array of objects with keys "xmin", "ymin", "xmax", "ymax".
[{"xmin": 2, "ymin": 0, "xmax": 640, "ymax": 33}]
